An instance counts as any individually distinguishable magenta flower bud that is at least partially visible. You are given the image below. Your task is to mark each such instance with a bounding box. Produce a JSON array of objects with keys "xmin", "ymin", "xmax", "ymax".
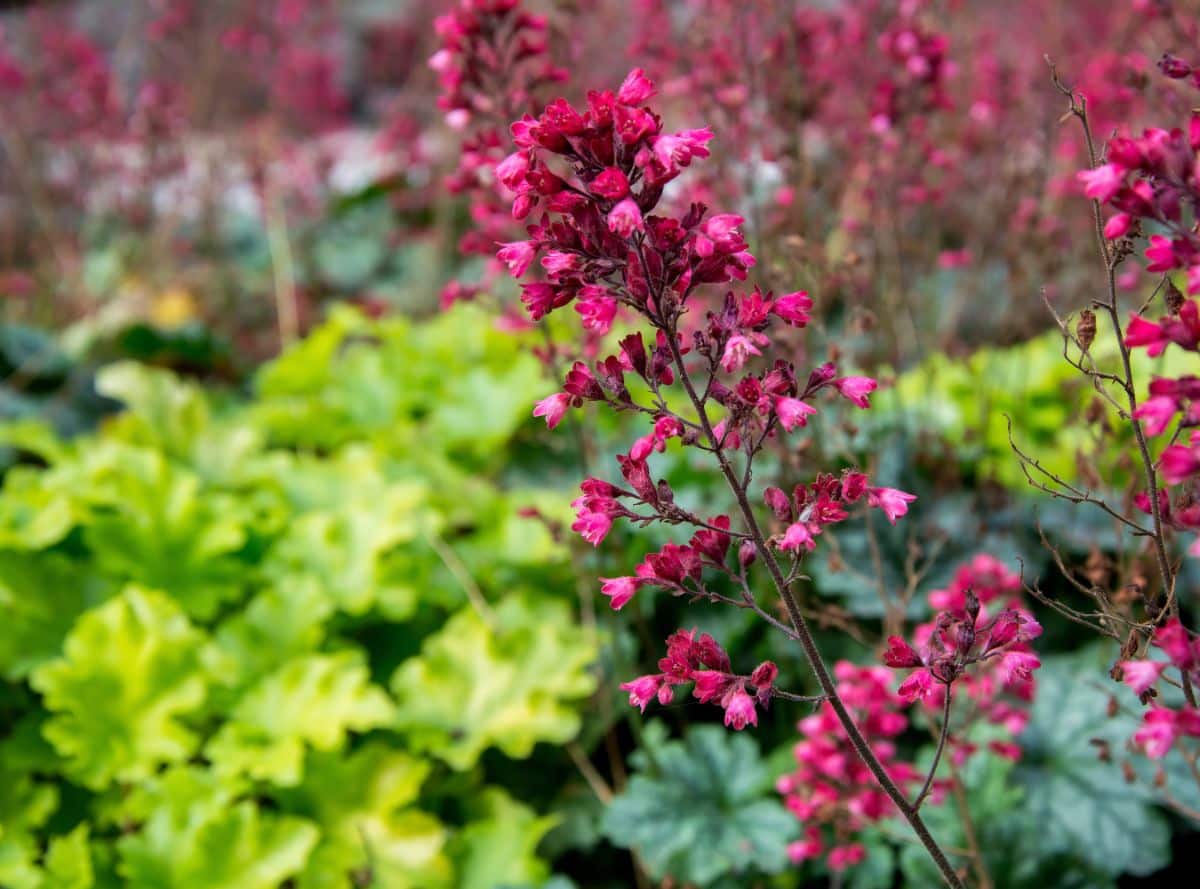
[
  {"xmin": 834, "ymin": 376, "xmax": 878, "ymax": 408},
  {"xmin": 897, "ymin": 668, "xmax": 935, "ymax": 702},
  {"xmin": 841, "ymin": 471, "xmax": 869, "ymax": 502},
  {"xmin": 882, "ymin": 636, "xmax": 923, "ymax": 668},
  {"xmin": 1121, "ymin": 660, "xmax": 1165, "ymax": 695},
  {"xmin": 1076, "ymin": 163, "xmax": 1125, "ymax": 202},
  {"xmin": 692, "ymin": 669, "xmax": 733, "ymax": 703},
  {"xmin": 750, "ymin": 661, "xmax": 779, "ymax": 689},
  {"xmin": 738, "ymin": 539, "xmax": 757, "ymax": 568}
]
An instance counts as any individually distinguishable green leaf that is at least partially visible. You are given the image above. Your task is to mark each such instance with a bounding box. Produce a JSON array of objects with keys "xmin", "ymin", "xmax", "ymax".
[
  {"xmin": 31, "ymin": 586, "xmax": 207, "ymax": 790},
  {"xmin": 117, "ymin": 767, "xmax": 318, "ymax": 889},
  {"xmin": 1015, "ymin": 648, "xmax": 1172, "ymax": 878},
  {"xmin": 206, "ymin": 652, "xmax": 394, "ymax": 786},
  {"xmin": 0, "ymin": 465, "xmax": 75, "ymax": 550},
  {"xmin": 43, "ymin": 826, "xmax": 94, "ymax": 889},
  {"xmin": 449, "ymin": 788, "xmax": 557, "ymax": 889},
  {"xmin": 392, "ymin": 597, "xmax": 596, "ymax": 770},
  {"xmin": 601, "ymin": 724, "xmax": 798, "ymax": 887},
  {"xmin": 277, "ymin": 744, "xmax": 451, "ymax": 889}
]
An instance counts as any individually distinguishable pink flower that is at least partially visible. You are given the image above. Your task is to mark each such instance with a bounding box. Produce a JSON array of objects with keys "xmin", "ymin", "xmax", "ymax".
[
  {"xmin": 779, "ymin": 521, "xmax": 817, "ymax": 552},
  {"xmin": 1120, "ymin": 660, "xmax": 1165, "ymax": 695},
  {"xmin": 617, "ymin": 67, "xmax": 656, "ymax": 105},
  {"xmin": 607, "ymin": 198, "xmax": 644, "ymax": 236},
  {"xmin": 601, "ymin": 576, "xmax": 641, "ymax": 610},
  {"xmin": 497, "ymin": 240, "xmax": 537, "ymax": 278},
  {"xmin": 1076, "ymin": 163, "xmax": 1125, "ymax": 202},
  {"xmin": 1133, "ymin": 707, "xmax": 1179, "ymax": 759},
  {"xmin": 575, "ymin": 292, "xmax": 618, "ymax": 334},
  {"xmin": 768, "ymin": 291, "xmax": 816, "ymax": 326},
  {"xmin": 775, "ymin": 397, "xmax": 817, "ymax": 431},
  {"xmin": 720, "ymin": 333, "xmax": 763, "ymax": 373},
  {"xmin": 1146, "ymin": 235, "xmax": 1184, "ymax": 273},
  {"xmin": 620, "ymin": 674, "xmax": 663, "ymax": 713},
  {"xmin": 898, "ymin": 668, "xmax": 935, "ymax": 702},
  {"xmin": 834, "ymin": 376, "xmax": 877, "ymax": 408},
  {"xmin": 1160, "ymin": 444, "xmax": 1200, "ymax": 484},
  {"xmin": 495, "ymin": 150, "xmax": 531, "ymax": 189},
  {"xmin": 1133, "ymin": 396, "xmax": 1178, "ymax": 436},
  {"xmin": 1125, "ymin": 314, "xmax": 1169, "ymax": 356},
  {"xmin": 867, "ymin": 487, "xmax": 917, "ymax": 524},
  {"xmin": 882, "ymin": 636, "xmax": 923, "ymax": 668},
  {"xmin": 750, "ymin": 661, "xmax": 779, "ymax": 689},
  {"xmin": 1153, "ymin": 618, "xmax": 1198, "ymax": 670},
  {"xmin": 998, "ymin": 651, "xmax": 1040, "ymax": 685},
  {"xmin": 787, "ymin": 827, "xmax": 824, "ymax": 864},
  {"xmin": 692, "ymin": 670, "xmax": 733, "ymax": 702},
  {"xmin": 572, "ymin": 509, "xmax": 613, "ymax": 546},
  {"xmin": 590, "ymin": 166, "xmax": 630, "ymax": 199},
  {"xmin": 723, "ymin": 689, "xmax": 758, "ymax": 730},
  {"xmin": 533, "ymin": 392, "xmax": 571, "ymax": 429},
  {"xmin": 827, "ymin": 844, "xmax": 866, "ymax": 872},
  {"xmin": 1104, "ymin": 212, "xmax": 1133, "ymax": 239}
]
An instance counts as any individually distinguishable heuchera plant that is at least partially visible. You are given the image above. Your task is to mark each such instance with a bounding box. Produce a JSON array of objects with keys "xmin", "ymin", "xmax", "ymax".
[{"xmin": 492, "ymin": 65, "xmax": 985, "ymax": 887}]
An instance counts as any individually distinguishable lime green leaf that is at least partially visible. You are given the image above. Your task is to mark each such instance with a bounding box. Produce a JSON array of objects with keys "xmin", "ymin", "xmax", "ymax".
[
  {"xmin": 31, "ymin": 586, "xmax": 206, "ymax": 790},
  {"xmin": 392, "ymin": 598, "xmax": 596, "ymax": 770},
  {"xmin": 449, "ymin": 788, "xmax": 557, "ymax": 889},
  {"xmin": 206, "ymin": 652, "xmax": 394, "ymax": 785},
  {"xmin": 43, "ymin": 826, "xmax": 94, "ymax": 889},
  {"xmin": 601, "ymin": 724, "xmax": 797, "ymax": 887},
  {"xmin": 0, "ymin": 466, "xmax": 74, "ymax": 550},
  {"xmin": 0, "ymin": 551, "xmax": 114, "ymax": 680},
  {"xmin": 117, "ymin": 767, "xmax": 318, "ymax": 889},
  {"xmin": 277, "ymin": 745, "xmax": 451, "ymax": 889}
]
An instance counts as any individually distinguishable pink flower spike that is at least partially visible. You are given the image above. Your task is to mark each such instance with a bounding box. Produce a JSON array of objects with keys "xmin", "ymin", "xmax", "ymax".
[
  {"xmin": 834, "ymin": 376, "xmax": 878, "ymax": 408},
  {"xmin": 532, "ymin": 392, "xmax": 571, "ymax": 429},
  {"xmin": 1121, "ymin": 660, "xmax": 1165, "ymax": 695},
  {"xmin": 723, "ymin": 689, "xmax": 758, "ymax": 730},
  {"xmin": 775, "ymin": 397, "xmax": 817, "ymax": 431},
  {"xmin": 867, "ymin": 487, "xmax": 917, "ymax": 524}
]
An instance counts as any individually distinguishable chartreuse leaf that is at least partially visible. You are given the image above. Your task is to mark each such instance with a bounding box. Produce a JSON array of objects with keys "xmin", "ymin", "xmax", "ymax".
[
  {"xmin": 276, "ymin": 744, "xmax": 451, "ymax": 889},
  {"xmin": 0, "ymin": 465, "xmax": 74, "ymax": 550},
  {"xmin": 206, "ymin": 651, "xmax": 394, "ymax": 785},
  {"xmin": 0, "ymin": 742, "xmax": 60, "ymax": 889},
  {"xmin": 116, "ymin": 767, "xmax": 317, "ymax": 889},
  {"xmin": 42, "ymin": 826, "xmax": 94, "ymax": 889},
  {"xmin": 391, "ymin": 597, "xmax": 596, "ymax": 770},
  {"xmin": 0, "ymin": 551, "xmax": 114, "ymax": 680},
  {"xmin": 264, "ymin": 479, "xmax": 426, "ymax": 616},
  {"xmin": 31, "ymin": 586, "xmax": 206, "ymax": 790},
  {"xmin": 601, "ymin": 724, "xmax": 797, "ymax": 887},
  {"xmin": 80, "ymin": 453, "xmax": 249, "ymax": 620},
  {"xmin": 449, "ymin": 788, "xmax": 558, "ymax": 889}
]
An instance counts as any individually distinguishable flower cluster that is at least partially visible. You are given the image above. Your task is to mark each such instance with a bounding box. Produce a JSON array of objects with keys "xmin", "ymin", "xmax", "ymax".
[
  {"xmin": 1118, "ymin": 618, "xmax": 1200, "ymax": 759},
  {"xmin": 777, "ymin": 662, "xmax": 921, "ymax": 873},
  {"xmin": 620, "ymin": 629, "xmax": 778, "ymax": 730},
  {"xmin": 884, "ymin": 556, "xmax": 1042, "ymax": 762},
  {"xmin": 430, "ymin": 0, "xmax": 567, "ymax": 277}
]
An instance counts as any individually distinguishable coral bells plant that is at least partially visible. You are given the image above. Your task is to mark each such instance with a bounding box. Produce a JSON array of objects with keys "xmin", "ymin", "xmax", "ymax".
[{"xmin": 496, "ymin": 67, "xmax": 967, "ymax": 887}]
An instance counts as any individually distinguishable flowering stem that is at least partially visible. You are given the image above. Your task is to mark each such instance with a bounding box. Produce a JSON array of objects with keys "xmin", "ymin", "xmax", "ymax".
[
  {"xmin": 912, "ymin": 686, "xmax": 953, "ymax": 811},
  {"xmin": 662, "ymin": 331, "xmax": 968, "ymax": 889}
]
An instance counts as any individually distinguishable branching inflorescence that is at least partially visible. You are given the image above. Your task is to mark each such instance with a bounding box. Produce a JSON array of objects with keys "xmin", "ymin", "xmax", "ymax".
[{"xmin": 494, "ymin": 66, "xmax": 980, "ymax": 887}]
